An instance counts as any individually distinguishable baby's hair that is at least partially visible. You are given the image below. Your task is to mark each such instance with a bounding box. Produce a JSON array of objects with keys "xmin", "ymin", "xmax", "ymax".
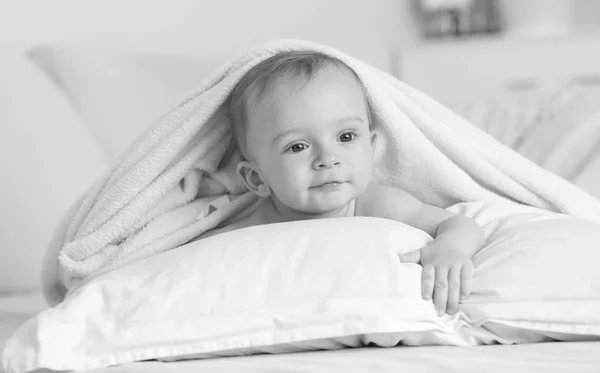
[{"xmin": 227, "ymin": 51, "xmax": 373, "ymax": 159}]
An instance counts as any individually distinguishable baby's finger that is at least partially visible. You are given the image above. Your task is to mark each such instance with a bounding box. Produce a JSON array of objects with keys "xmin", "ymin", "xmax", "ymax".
[
  {"xmin": 421, "ymin": 264, "xmax": 435, "ymax": 301},
  {"xmin": 460, "ymin": 261, "xmax": 474, "ymax": 300},
  {"xmin": 446, "ymin": 266, "xmax": 461, "ymax": 315},
  {"xmin": 399, "ymin": 250, "xmax": 421, "ymax": 263},
  {"xmin": 433, "ymin": 267, "xmax": 449, "ymax": 316}
]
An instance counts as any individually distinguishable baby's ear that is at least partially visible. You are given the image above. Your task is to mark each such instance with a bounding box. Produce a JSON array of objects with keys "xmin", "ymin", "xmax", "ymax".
[
  {"xmin": 370, "ymin": 130, "xmax": 378, "ymax": 146},
  {"xmin": 370, "ymin": 129, "xmax": 385, "ymax": 161},
  {"xmin": 236, "ymin": 161, "xmax": 271, "ymax": 197}
]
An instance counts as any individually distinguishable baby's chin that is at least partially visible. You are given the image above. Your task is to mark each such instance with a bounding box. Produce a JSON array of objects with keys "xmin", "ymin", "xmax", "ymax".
[{"xmin": 286, "ymin": 201, "xmax": 353, "ymax": 218}]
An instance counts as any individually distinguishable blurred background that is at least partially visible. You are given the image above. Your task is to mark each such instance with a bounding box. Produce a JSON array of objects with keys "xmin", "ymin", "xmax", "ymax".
[{"xmin": 1, "ymin": 0, "xmax": 600, "ymax": 292}]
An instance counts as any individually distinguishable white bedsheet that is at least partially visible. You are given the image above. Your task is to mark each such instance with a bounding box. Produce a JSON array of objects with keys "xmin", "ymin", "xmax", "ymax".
[
  {"xmin": 2, "ymin": 292, "xmax": 600, "ymax": 373},
  {"xmin": 0, "ymin": 292, "xmax": 47, "ymax": 370}
]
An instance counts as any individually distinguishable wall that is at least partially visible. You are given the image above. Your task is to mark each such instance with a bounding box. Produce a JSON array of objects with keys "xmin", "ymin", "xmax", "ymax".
[
  {"xmin": 0, "ymin": 0, "xmax": 419, "ymax": 71},
  {"xmin": 0, "ymin": 0, "xmax": 418, "ymax": 291}
]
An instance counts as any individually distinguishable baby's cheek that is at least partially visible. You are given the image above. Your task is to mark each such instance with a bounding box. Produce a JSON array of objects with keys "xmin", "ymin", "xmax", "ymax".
[
  {"xmin": 275, "ymin": 190, "xmax": 310, "ymax": 212},
  {"xmin": 283, "ymin": 165, "xmax": 308, "ymax": 186},
  {"xmin": 271, "ymin": 173, "xmax": 307, "ymax": 202},
  {"xmin": 353, "ymin": 162, "xmax": 373, "ymax": 190}
]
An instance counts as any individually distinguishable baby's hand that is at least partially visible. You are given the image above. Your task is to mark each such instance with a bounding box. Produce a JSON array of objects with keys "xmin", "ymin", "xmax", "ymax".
[
  {"xmin": 398, "ymin": 250, "xmax": 421, "ymax": 263},
  {"xmin": 419, "ymin": 241, "xmax": 474, "ymax": 316}
]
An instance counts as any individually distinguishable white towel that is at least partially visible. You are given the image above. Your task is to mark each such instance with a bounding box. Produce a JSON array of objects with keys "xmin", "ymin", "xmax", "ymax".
[{"xmin": 41, "ymin": 39, "xmax": 600, "ymax": 306}]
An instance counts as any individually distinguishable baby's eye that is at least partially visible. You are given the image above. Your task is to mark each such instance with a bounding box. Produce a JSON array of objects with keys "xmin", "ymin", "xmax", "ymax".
[
  {"xmin": 288, "ymin": 143, "xmax": 308, "ymax": 153},
  {"xmin": 339, "ymin": 132, "xmax": 357, "ymax": 142}
]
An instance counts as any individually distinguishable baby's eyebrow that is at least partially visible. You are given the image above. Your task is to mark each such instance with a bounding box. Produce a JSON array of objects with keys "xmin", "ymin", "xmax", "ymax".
[
  {"xmin": 336, "ymin": 116, "xmax": 364, "ymax": 124},
  {"xmin": 271, "ymin": 129, "xmax": 302, "ymax": 144}
]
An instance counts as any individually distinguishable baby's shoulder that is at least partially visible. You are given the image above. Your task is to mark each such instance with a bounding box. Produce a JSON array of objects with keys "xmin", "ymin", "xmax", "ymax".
[
  {"xmin": 355, "ymin": 182, "xmax": 413, "ymax": 218},
  {"xmin": 194, "ymin": 205, "xmax": 268, "ymax": 241},
  {"xmin": 226, "ymin": 206, "xmax": 270, "ymax": 231}
]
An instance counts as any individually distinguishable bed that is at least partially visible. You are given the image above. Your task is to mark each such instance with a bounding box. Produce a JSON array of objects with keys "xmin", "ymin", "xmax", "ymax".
[
  {"xmin": 2, "ymin": 291, "xmax": 600, "ymax": 373},
  {"xmin": 2, "ymin": 49, "xmax": 600, "ymax": 373},
  {"xmin": 3, "ymin": 4, "xmax": 600, "ymax": 372}
]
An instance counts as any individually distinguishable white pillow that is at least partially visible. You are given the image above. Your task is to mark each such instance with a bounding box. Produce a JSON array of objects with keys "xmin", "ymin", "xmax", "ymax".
[
  {"xmin": 5, "ymin": 204, "xmax": 600, "ymax": 373},
  {"xmin": 26, "ymin": 47, "xmax": 229, "ymax": 165},
  {"xmin": 448, "ymin": 201, "xmax": 600, "ymax": 344},
  {"xmin": 6, "ymin": 217, "xmax": 470, "ymax": 373}
]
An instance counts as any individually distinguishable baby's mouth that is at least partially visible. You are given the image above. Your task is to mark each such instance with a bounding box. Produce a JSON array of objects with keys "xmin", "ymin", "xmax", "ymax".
[{"xmin": 312, "ymin": 181, "xmax": 345, "ymax": 189}]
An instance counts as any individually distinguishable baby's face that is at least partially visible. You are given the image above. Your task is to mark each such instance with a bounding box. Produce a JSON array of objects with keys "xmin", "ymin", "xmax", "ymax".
[{"xmin": 244, "ymin": 67, "xmax": 374, "ymax": 215}]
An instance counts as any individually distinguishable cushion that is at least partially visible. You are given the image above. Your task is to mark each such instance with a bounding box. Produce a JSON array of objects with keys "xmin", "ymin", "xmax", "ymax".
[
  {"xmin": 4, "ymin": 203, "xmax": 600, "ymax": 373},
  {"xmin": 0, "ymin": 50, "xmax": 108, "ymax": 293},
  {"xmin": 448, "ymin": 201, "xmax": 600, "ymax": 344},
  {"xmin": 5, "ymin": 217, "xmax": 460, "ymax": 373},
  {"xmin": 26, "ymin": 47, "xmax": 229, "ymax": 165}
]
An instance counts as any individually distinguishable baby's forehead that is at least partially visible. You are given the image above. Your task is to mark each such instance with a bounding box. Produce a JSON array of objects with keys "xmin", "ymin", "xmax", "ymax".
[
  {"xmin": 241, "ymin": 64, "xmax": 371, "ymax": 146},
  {"xmin": 263, "ymin": 79, "xmax": 361, "ymax": 114},
  {"xmin": 252, "ymin": 64, "xmax": 361, "ymax": 98}
]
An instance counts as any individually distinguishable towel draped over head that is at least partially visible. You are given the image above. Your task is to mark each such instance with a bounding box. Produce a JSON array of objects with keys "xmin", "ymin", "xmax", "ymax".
[{"xmin": 41, "ymin": 39, "xmax": 600, "ymax": 306}]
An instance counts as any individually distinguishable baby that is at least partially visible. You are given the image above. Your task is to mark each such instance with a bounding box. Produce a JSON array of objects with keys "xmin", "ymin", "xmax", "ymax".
[{"xmin": 202, "ymin": 51, "xmax": 485, "ymax": 316}]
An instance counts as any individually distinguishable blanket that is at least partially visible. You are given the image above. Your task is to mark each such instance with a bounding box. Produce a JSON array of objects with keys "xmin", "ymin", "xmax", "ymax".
[{"xmin": 41, "ymin": 39, "xmax": 600, "ymax": 306}]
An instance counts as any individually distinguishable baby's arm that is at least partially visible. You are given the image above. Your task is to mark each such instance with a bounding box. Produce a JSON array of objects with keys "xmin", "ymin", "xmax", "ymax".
[{"xmin": 358, "ymin": 183, "xmax": 486, "ymax": 315}]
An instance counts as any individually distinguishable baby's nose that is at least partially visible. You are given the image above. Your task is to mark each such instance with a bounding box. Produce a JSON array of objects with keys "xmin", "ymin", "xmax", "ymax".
[{"xmin": 313, "ymin": 153, "xmax": 341, "ymax": 169}]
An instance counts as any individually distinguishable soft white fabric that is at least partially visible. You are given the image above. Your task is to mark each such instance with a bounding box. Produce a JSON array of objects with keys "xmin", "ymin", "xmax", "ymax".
[
  {"xmin": 3, "ymin": 294, "xmax": 600, "ymax": 373},
  {"xmin": 5, "ymin": 204, "xmax": 600, "ymax": 373},
  {"xmin": 38, "ymin": 39, "xmax": 600, "ymax": 307},
  {"xmin": 6, "ymin": 218, "xmax": 465, "ymax": 372},
  {"xmin": 448, "ymin": 201, "xmax": 600, "ymax": 343},
  {"xmin": 453, "ymin": 85, "xmax": 600, "ymax": 199},
  {"xmin": 450, "ymin": 92, "xmax": 548, "ymax": 150}
]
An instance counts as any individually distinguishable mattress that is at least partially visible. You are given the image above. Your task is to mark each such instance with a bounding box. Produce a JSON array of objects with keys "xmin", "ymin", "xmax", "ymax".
[{"xmin": 2, "ymin": 292, "xmax": 600, "ymax": 373}]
